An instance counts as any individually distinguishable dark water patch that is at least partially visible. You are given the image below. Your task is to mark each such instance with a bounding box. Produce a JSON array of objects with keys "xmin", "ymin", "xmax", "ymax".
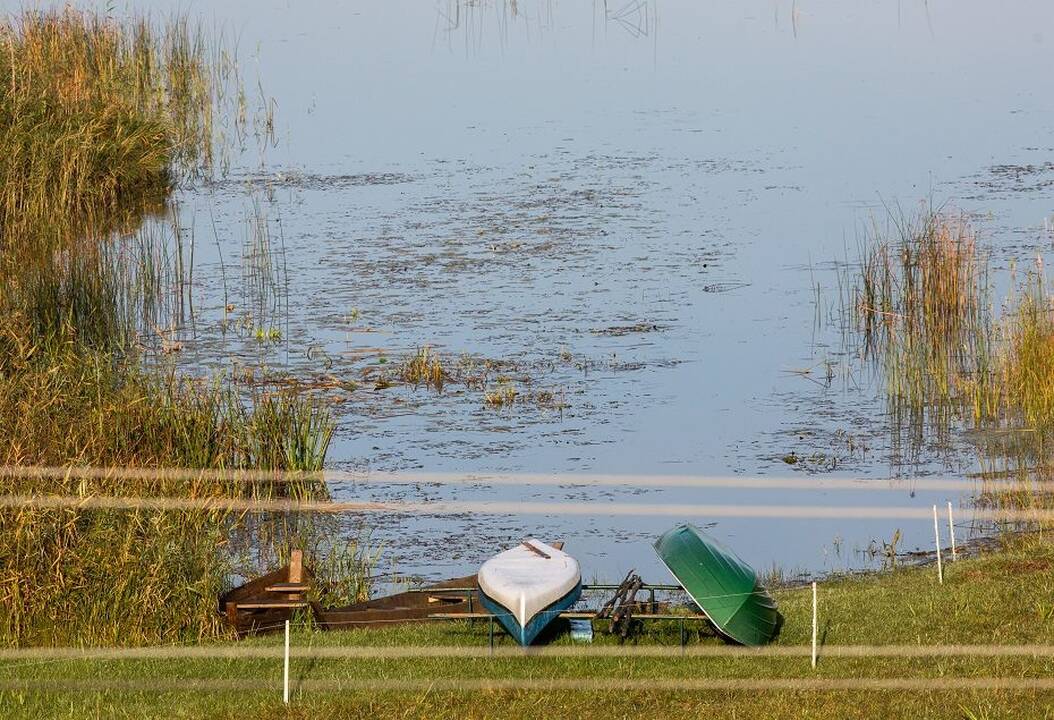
[
  {"xmin": 592, "ymin": 323, "xmax": 665, "ymax": 336},
  {"xmin": 960, "ymin": 162, "xmax": 1054, "ymax": 200}
]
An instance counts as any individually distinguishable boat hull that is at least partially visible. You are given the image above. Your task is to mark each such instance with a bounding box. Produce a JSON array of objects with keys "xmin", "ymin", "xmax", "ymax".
[
  {"xmin": 479, "ymin": 581, "xmax": 582, "ymax": 646},
  {"xmin": 654, "ymin": 523, "xmax": 780, "ymax": 646},
  {"xmin": 476, "ymin": 539, "xmax": 582, "ymax": 646}
]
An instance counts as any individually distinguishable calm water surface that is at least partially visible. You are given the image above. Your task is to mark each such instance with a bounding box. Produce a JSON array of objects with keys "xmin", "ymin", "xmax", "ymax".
[{"xmin": 17, "ymin": 0, "xmax": 1054, "ymax": 582}]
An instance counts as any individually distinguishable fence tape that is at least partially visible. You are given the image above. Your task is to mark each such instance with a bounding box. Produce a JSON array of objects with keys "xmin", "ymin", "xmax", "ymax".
[
  {"xmin": 1, "ymin": 465, "xmax": 1051, "ymax": 493},
  {"xmin": 0, "ymin": 493, "xmax": 1050, "ymax": 522},
  {"xmin": 2, "ymin": 676, "xmax": 1053, "ymax": 693},
  {"xmin": 4, "ymin": 643, "xmax": 1054, "ymax": 662}
]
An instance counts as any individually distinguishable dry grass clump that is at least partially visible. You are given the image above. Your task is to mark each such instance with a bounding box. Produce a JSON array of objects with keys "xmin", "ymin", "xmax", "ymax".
[{"xmin": 484, "ymin": 382, "xmax": 518, "ymax": 407}]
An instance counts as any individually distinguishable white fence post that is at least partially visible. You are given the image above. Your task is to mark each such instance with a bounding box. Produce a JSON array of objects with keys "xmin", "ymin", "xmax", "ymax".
[
  {"xmin": 932, "ymin": 505, "xmax": 943, "ymax": 584},
  {"xmin": 947, "ymin": 501, "xmax": 957, "ymax": 561},
  {"xmin": 283, "ymin": 619, "xmax": 290, "ymax": 705},
  {"xmin": 811, "ymin": 581, "xmax": 818, "ymax": 669}
]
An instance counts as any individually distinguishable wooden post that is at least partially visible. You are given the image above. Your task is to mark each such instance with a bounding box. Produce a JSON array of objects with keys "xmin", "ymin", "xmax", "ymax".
[
  {"xmin": 289, "ymin": 550, "xmax": 304, "ymax": 601},
  {"xmin": 811, "ymin": 581, "xmax": 817, "ymax": 669},
  {"xmin": 283, "ymin": 619, "xmax": 290, "ymax": 704},
  {"xmin": 932, "ymin": 505, "xmax": 943, "ymax": 584},
  {"xmin": 225, "ymin": 601, "xmax": 238, "ymax": 628},
  {"xmin": 947, "ymin": 501, "xmax": 957, "ymax": 561},
  {"xmin": 289, "ymin": 550, "xmax": 303, "ymax": 583}
]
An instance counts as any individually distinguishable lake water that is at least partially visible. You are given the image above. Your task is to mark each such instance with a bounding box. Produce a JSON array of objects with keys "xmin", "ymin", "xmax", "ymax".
[{"xmin": 19, "ymin": 0, "xmax": 1054, "ymax": 583}]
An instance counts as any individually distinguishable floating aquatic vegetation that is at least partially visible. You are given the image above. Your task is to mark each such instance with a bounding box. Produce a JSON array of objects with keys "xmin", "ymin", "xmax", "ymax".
[
  {"xmin": 591, "ymin": 323, "xmax": 664, "ymax": 336},
  {"xmin": 400, "ymin": 346, "xmax": 446, "ymax": 391},
  {"xmin": 484, "ymin": 382, "xmax": 518, "ymax": 407}
]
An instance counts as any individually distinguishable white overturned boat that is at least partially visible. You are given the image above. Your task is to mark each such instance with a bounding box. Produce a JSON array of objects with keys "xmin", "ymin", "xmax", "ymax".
[{"xmin": 477, "ymin": 539, "xmax": 582, "ymax": 645}]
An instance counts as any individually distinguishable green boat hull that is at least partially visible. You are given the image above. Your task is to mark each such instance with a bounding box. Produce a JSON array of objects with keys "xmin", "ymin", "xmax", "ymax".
[{"xmin": 654, "ymin": 523, "xmax": 780, "ymax": 646}]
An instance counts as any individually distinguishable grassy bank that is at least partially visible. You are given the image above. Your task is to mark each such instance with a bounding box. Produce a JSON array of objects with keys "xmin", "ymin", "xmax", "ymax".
[
  {"xmin": 0, "ymin": 8, "xmax": 344, "ymax": 648},
  {"xmin": 2, "ymin": 533, "xmax": 1053, "ymax": 718}
]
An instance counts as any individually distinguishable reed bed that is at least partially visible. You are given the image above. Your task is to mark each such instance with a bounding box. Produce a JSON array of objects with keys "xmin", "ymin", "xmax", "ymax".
[
  {"xmin": 971, "ymin": 272, "xmax": 1054, "ymax": 514},
  {"xmin": 0, "ymin": 8, "xmax": 354, "ymax": 648},
  {"xmin": 850, "ymin": 207, "xmax": 1054, "ymax": 521},
  {"xmin": 0, "ymin": 8, "xmax": 229, "ymax": 240},
  {"xmin": 0, "ymin": 305, "xmax": 338, "ymax": 645},
  {"xmin": 1002, "ymin": 273, "xmax": 1054, "ymax": 433},
  {"xmin": 854, "ymin": 209, "xmax": 996, "ymax": 429},
  {"xmin": 854, "ymin": 212, "xmax": 1054, "ymax": 440}
]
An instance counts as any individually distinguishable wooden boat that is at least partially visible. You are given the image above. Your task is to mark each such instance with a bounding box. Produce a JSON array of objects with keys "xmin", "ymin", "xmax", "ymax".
[
  {"xmin": 220, "ymin": 550, "xmax": 314, "ymax": 636},
  {"xmin": 653, "ymin": 523, "xmax": 780, "ymax": 646},
  {"xmin": 316, "ymin": 575, "xmax": 478, "ymax": 630},
  {"xmin": 221, "ymin": 550, "xmax": 482, "ymax": 636},
  {"xmin": 477, "ymin": 539, "xmax": 582, "ymax": 646}
]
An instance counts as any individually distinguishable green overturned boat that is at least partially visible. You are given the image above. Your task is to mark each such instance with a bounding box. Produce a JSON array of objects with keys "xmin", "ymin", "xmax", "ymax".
[{"xmin": 654, "ymin": 523, "xmax": 781, "ymax": 646}]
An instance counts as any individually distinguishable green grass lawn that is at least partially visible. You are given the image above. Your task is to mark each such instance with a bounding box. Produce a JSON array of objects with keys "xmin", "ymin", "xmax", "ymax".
[{"xmin": 3, "ymin": 533, "xmax": 1054, "ymax": 719}]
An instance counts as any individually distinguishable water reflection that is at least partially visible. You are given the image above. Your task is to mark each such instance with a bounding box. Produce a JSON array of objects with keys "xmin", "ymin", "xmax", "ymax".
[
  {"xmin": 432, "ymin": 0, "xmax": 660, "ymax": 53},
  {"xmin": 434, "ymin": 0, "xmax": 557, "ymax": 53},
  {"xmin": 597, "ymin": 1, "xmax": 656, "ymax": 40}
]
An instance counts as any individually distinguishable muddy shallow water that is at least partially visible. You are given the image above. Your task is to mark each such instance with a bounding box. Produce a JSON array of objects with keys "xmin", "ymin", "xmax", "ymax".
[{"xmin": 21, "ymin": 0, "xmax": 1054, "ymax": 583}]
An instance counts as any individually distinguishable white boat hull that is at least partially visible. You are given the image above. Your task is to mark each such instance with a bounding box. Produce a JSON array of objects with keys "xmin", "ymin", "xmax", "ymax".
[{"xmin": 477, "ymin": 539, "xmax": 582, "ymax": 645}]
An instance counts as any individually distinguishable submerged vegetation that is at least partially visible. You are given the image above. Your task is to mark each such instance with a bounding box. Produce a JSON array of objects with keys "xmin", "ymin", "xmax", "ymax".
[{"xmin": 0, "ymin": 8, "xmax": 346, "ymax": 647}]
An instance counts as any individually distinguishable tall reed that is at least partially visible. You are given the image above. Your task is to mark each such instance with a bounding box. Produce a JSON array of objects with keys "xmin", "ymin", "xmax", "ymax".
[
  {"xmin": 855, "ymin": 209, "xmax": 995, "ymax": 423},
  {"xmin": 0, "ymin": 313, "xmax": 337, "ymax": 645}
]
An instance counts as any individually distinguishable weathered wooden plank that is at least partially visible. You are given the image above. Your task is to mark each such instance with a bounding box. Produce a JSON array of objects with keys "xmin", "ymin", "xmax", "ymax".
[{"xmin": 265, "ymin": 583, "xmax": 310, "ymax": 593}]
